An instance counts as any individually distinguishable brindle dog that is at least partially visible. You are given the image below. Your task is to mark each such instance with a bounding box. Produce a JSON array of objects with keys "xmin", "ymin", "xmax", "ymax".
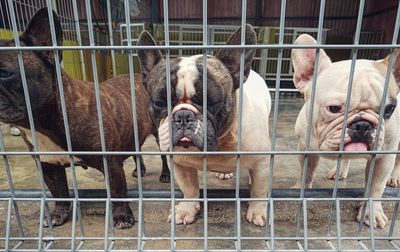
[{"xmin": 0, "ymin": 8, "xmax": 169, "ymax": 229}]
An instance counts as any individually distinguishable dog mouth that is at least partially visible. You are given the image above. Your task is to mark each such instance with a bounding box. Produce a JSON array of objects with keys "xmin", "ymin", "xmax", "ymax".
[
  {"xmin": 343, "ymin": 141, "xmax": 370, "ymax": 151},
  {"xmin": 176, "ymin": 136, "xmax": 195, "ymax": 148}
]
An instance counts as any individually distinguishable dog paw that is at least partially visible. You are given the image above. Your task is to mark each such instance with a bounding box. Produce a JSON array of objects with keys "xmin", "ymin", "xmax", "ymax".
[
  {"xmin": 43, "ymin": 205, "xmax": 70, "ymax": 227},
  {"xmin": 159, "ymin": 173, "xmax": 171, "ymax": 183},
  {"xmin": 113, "ymin": 214, "xmax": 134, "ymax": 229},
  {"xmin": 357, "ymin": 202, "xmax": 388, "ymax": 228},
  {"xmin": 327, "ymin": 167, "xmax": 348, "ymax": 180},
  {"xmin": 168, "ymin": 202, "xmax": 200, "ymax": 225},
  {"xmin": 246, "ymin": 202, "xmax": 267, "ymax": 227},
  {"xmin": 215, "ymin": 173, "xmax": 234, "ymax": 180},
  {"xmin": 387, "ymin": 177, "xmax": 400, "ymax": 187},
  {"xmin": 387, "ymin": 167, "xmax": 400, "ymax": 187}
]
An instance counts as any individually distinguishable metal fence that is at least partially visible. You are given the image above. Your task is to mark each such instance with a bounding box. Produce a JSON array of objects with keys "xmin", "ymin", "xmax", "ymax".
[{"xmin": 0, "ymin": 0, "xmax": 400, "ymax": 251}]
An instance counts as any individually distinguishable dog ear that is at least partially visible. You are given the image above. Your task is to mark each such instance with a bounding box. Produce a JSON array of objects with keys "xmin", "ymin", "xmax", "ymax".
[
  {"xmin": 21, "ymin": 7, "xmax": 63, "ymax": 65},
  {"xmin": 291, "ymin": 34, "xmax": 332, "ymax": 95},
  {"xmin": 215, "ymin": 24, "xmax": 256, "ymax": 90},
  {"xmin": 383, "ymin": 49, "xmax": 400, "ymax": 86},
  {"xmin": 137, "ymin": 30, "xmax": 164, "ymax": 89}
]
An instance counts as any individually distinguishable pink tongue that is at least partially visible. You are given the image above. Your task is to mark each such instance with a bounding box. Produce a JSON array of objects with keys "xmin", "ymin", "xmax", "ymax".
[
  {"xmin": 179, "ymin": 137, "xmax": 192, "ymax": 142},
  {"xmin": 344, "ymin": 142, "xmax": 368, "ymax": 151}
]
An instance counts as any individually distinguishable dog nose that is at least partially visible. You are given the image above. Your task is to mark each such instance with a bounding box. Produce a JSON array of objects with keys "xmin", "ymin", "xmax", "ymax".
[
  {"xmin": 349, "ymin": 120, "xmax": 372, "ymax": 132},
  {"xmin": 174, "ymin": 110, "xmax": 196, "ymax": 128}
]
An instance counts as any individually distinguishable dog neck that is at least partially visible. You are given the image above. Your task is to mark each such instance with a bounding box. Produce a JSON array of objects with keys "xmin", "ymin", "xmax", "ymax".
[{"xmin": 25, "ymin": 70, "xmax": 92, "ymax": 146}]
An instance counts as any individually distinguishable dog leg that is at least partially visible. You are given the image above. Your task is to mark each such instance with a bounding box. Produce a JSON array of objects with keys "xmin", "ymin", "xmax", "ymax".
[
  {"xmin": 108, "ymin": 160, "xmax": 134, "ymax": 229},
  {"xmin": 246, "ymin": 157, "xmax": 269, "ymax": 226},
  {"xmin": 292, "ymin": 154, "xmax": 319, "ymax": 189},
  {"xmin": 159, "ymin": 155, "xmax": 170, "ymax": 183},
  {"xmin": 387, "ymin": 152, "xmax": 400, "ymax": 187},
  {"xmin": 42, "ymin": 162, "xmax": 71, "ymax": 227},
  {"xmin": 357, "ymin": 155, "xmax": 395, "ymax": 228},
  {"xmin": 168, "ymin": 164, "xmax": 200, "ymax": 225},
  {"xmin": 327, "ymin": 159, "xmax": 350, "ymax": 180},
  {"xmin": 153, "ymin": 133, "xmax": 170, "ymax": 183},
  {"xmin": 132, "ymin": 155, "xmax": 146, "ymax": 178}
]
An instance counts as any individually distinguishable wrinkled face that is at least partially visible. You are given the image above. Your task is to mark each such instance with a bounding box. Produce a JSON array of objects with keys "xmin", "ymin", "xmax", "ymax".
[
  {"xmin": 0, "ymin": 40, "xmax": 54, "ymax": 124},
  {"xmin": 292, "ymin": 34, "xmax": 400, "ymax": 154},
  {"xmin": 147, "ymin": 56, "xmax": 236, "ymax": 151},
  {"xmin": 138, "ymin": 25, "xmax": 257, "ymax": 151},
  {"xmin": 314, "ymin": 60, "xmax": 398, "ymax": 152},
  {"xmin": 0, "ymin": 8, "xmax": 62, "ymax": 125}
]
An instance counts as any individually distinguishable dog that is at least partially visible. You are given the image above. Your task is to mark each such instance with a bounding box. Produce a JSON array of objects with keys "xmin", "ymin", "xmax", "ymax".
[
  {"xmin": 0, "ymin": 8, "xmax": 170, "ymax": 229},
  {"xmin": 137, "ymin": 24, "xmax": 271, "ymax": 226},
  {"xmin": 291, "ymin": 34, "xmax": 400, "ymax": 228}
]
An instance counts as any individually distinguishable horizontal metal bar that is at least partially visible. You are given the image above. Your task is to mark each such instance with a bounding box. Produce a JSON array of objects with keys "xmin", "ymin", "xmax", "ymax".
[
  {"xmin": 4, "ymin": 250, "xmax": 399, "ymax": 252},
  {"xmin": 1, "ymin": 150, "xmax": 400, "ymax": 155},
  {"xmin": 3, "ymin": 236, "xmax": 400, "ymax": 242},
  {"xmin": 1, "ymin": 188, "xmax": 399, "ymax": 199},
  {"xmin": 0, "ymin": 44, "xmax": 400, "ymax": 51}
]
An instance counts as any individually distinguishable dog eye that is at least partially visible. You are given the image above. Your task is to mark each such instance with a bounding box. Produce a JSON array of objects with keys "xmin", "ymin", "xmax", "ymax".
[
  {"xmin": 328, "ymin": 105, "xmax": 342, "ymax": 114},
  {"xmin": 384, "ymin": 103, "xmax": 396, "ymax": 118},
  {"xmin": 207, "ymin": 100, "xmax": 222, "ymax": 107},
  {"xmin": 0, "ymin": 70, "xmax": 13, "ymax": 79},
  {"xmin": 151, "ymin": 100, "xmax": 166, "ymax": 109}
]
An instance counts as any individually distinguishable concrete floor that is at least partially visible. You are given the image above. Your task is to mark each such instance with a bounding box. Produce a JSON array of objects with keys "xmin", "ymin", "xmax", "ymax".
[{"xmin": 0, "ymin": 95, "xmax": 399, "ymax": 250}]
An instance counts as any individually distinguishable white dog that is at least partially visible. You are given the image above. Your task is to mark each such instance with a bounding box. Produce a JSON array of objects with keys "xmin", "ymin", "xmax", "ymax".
[{"xmin": 291, "ymin": 34, "xmax": 400, "ymax": 228}]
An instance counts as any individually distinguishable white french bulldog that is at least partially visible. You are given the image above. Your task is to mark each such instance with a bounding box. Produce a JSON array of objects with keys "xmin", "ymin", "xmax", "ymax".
[
  {"xmin": 291, "ymin": 34, "xmax": 400, "ymax": 228},
  {"xmin": 137, "ymin": 24, "xmax": 271, "ymax": 226}
]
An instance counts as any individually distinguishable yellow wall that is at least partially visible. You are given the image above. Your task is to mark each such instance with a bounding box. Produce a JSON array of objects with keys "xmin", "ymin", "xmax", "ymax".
[{"xmin": 0, "ymin": 29, "xmax": 141, "ymax": 81}]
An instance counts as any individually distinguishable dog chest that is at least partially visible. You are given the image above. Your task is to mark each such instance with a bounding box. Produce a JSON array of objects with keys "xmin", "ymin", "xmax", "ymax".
[{"xmin": 19, "ymin": 127, "xmax": 82, "ymax": 166}]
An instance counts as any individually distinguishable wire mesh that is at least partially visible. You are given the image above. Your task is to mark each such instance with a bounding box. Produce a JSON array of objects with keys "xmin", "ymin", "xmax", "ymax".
[{"xmin": 0, "ymin": 0, "xmax": 399, "ymax": 251}]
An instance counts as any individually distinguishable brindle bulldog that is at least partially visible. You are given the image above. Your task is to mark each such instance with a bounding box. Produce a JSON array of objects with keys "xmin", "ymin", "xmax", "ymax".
[{"xmin": 0, "ymin": 8, "xmax": 169, "ymax": 229}]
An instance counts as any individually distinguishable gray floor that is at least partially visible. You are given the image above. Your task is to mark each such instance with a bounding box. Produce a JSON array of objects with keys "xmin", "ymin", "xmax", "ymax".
[{"xmin": 0, "ymin": 95, "xmax": 399, "ymax": 251}]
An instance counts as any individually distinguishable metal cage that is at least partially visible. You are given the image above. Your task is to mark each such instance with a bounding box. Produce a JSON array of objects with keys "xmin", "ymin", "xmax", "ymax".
[{"xmin": 0, "ymin": 0, "xmax": 400, "ymax": 251}]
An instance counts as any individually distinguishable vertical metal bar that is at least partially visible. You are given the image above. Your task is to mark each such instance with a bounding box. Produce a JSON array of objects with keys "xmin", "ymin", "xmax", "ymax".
[
  {"xmin": 64, "ymin": 1, "xmax": 76, "ymax": 42},
  {"xmin": 336, "ymin": 198, "xmax": 342, "ymax": 251},
  {"xmin": 14, "ymin": 1, "xmax": 22, "ymax": 32},
  {"xmin": 369, "ymin": 198, "xmax": 375, "ymax": 250},
  {"xmin": 37, "ymin": 198, "xmax": 45, "ymax": 250},
  {"xmin": 71, "ymin": 0, "xmax": 86, "ymax": 81},
  {"xmin": 26, "ymin": 0, "xmax": 35, "ymax": 23},
  {"xmin": 267, "ymin": 0, "xmax": 286, "ymax": 244},
  {"xmin": 328, "ymin": 0, "xmax": 365, "ymax": 236},
  {"xmin": 4, "ymin": 0, "xmax": 11, "ymax": 30},
  {"xmin": 296, "ymin": 0, "xmax": 326, "ymax": 239},
  {"xmin": 0, "ymin": 1, "xmax": 7, "ymax": 29},
  {"xmin": 202, "ymin": 0, "xmax": 208, "ymax": 250},
  {"xmin": 302, "ymin": 198, "xmax": 308, "ymax": 251},
  {"xmin": 45, "ymin": 0, "xmax": 86, "ymax": 242},
  {"xmin": 7, "ymin": 0, "xmax": 54, "ymax": 238},
  {"xmin": 269, "ymin": 198, "xmax": 275, "ymax": 250},
  {"xmin": 123, "ymin": 0, "xmax": 144, "ymax": 249},
  {"xmin": 161, "ymin": 0, "xmax": 176, "ymax": 250},
  {"xmin": 20, "ymin": 0, "xmax": 29, "ymax": 30},
  {"xmin": 234, "ymin": 1, "xmax": 247, "ymax": 250},
  {"xmin": 70, "ymin": 198, "xmax": 78, "ymax": 250},
  {"xmin": 106, "ymin": 0, "xmax": 117, "ymax": 77},
  {"xmin": 104, "ymin": 198, "xmax": 111, "ymax": 250},
  {"xmin": 84, "ymin": 0, "xmax": 114, "ymax": 248},
  {"xmin": 57, "ymin": 0, "xmax": 68, "ymax": 41},
  {"xmin": 5, "ymin": 199, "xmax": 12, "ymax": 250},
  {"xmin": 387, "ymin": 4, "xmax": 400, "ymax": 239}
]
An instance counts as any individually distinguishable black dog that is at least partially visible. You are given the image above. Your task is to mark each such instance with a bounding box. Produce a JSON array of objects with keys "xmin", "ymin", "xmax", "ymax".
[{"xmin": 0, "ymin": 8, "xmax": 169, "ymax": 228}]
